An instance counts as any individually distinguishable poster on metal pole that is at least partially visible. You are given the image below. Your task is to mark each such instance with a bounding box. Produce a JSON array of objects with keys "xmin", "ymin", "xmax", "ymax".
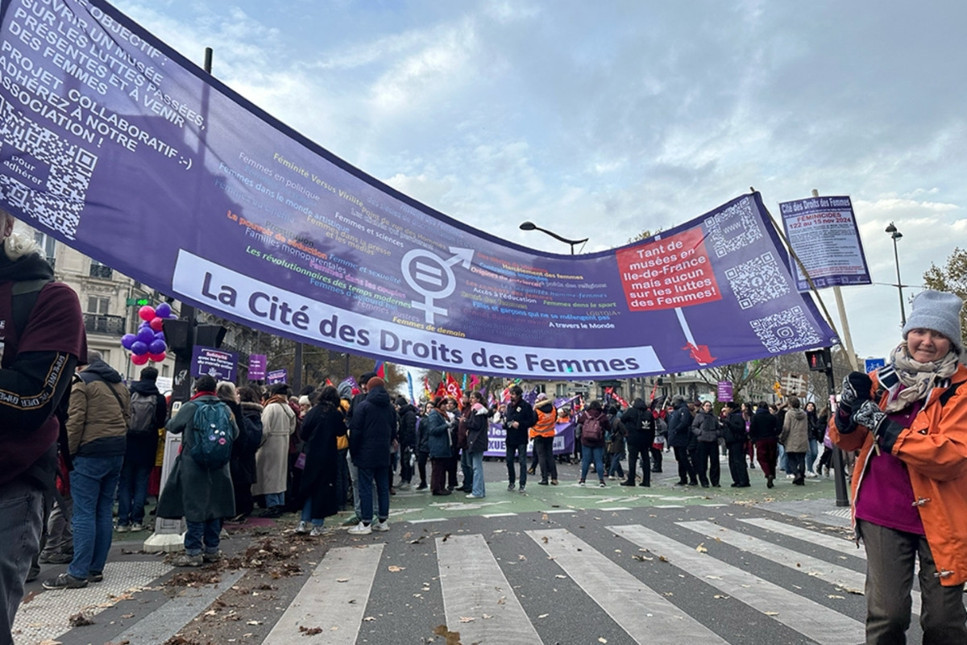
[{"xmin": 778, "ymin": 195, "xmax": 871, "ymax": 291}]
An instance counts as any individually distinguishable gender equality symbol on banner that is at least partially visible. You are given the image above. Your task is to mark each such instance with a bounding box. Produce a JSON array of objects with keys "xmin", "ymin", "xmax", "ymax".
[{"xmin": 401, "ymin": 247, "xmax": 475, "ymax": 324}]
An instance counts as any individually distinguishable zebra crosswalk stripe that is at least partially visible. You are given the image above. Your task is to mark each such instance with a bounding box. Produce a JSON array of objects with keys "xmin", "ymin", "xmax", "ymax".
[
  {"xmin": 437, "ymin": 533, "xmax": 542, "ymax": 644},
  {"xmin": 609, "ymin": 524, "xmax": 865, "ymax": 644},
  {"xmin": 738, "ymin": 517, "xmax": 866, "ymax": 559},
  {"xmin": 263, "ymin": 543, "xmax": 384, "ymax": 644},
  {"xmin": 680, "ymin": 520, "xmax": 870, "ymax": 593},
  {"xmin": 527, "ymin": 528, "xmax": 728, "ymax": 644}
]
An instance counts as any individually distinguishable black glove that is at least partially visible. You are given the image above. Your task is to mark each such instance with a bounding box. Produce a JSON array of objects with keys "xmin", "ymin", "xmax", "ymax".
[
  {"xmin": 840, "ymin": 372, "xmax": 873, "ymax": 410},
  {"xmin": 835, "ymin": 372, "xmax": 873, "ymax": 433},
  {"xmin": 851, "ymin": 399, "xmax": 903, "ymax": 452}
]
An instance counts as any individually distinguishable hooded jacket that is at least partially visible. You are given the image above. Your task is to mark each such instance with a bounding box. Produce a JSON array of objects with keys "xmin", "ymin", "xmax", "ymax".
[
  {"xmin": 397, "ymin": 401, "xmax": 418, "ymax": 449},
  {"xmin": 620, "ymin": 398, "xmax": 655, "ymax": 446},
  {"xmin": 779, "ymin": 407, "xmax": 809, "ymax": 453},
  {"xmin": 666, "ymin": 400, "xmax": 693, "ymax": 448},
  {"xmin": 348, "ymin": 385, "xmax": 398, "ymax": 468},
  {"xmin": 67, "ymin": 358, "xmax": 130, "ymax": 458}
]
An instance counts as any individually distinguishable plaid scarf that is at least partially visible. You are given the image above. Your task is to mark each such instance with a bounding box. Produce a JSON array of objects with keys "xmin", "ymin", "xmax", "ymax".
[{"xmin": 879, "ymin": 341, "xmax": 959, "ymax": 413}]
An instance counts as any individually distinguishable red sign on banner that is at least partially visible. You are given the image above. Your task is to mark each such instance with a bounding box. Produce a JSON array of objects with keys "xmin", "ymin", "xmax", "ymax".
[{"xmin": 616, "ymin": 228, "xmax": 722, "ymax": 311}]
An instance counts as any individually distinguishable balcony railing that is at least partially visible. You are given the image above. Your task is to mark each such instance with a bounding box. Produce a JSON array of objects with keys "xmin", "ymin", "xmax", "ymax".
[
  {"xmin": 89, "ymin": 264, "xmax": 113, "ymax": 279},
  {"xmin": 84, "ymin": 313, "xmax": 126, "ymax": 336}
]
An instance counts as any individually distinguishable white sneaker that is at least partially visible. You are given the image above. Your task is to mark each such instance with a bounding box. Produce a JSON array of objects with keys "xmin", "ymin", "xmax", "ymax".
[
  {"xmin": 348, "ymin": 521, "xmax": 372, "ymax": 535},
  {"xmin": 786, "ymin": 474, "xmax": 796, "ymax": 479},
  {"xmin": 295, "ymin": 521, "xmax": 310, "ymax": 534},
  {"xmin": 466, "ymin": 493, "xmax": 484, "ymax": 499},
  {"xmin": 806, "ymin": 471, "xmax": 818, "ymax": 478},
  {"xmin": 372, "ymin": 520, "xmax": 390, "ymax": 532},
  {"xmin": 310, "ymin": 526, "xmax": 329, "ymax": 537}
]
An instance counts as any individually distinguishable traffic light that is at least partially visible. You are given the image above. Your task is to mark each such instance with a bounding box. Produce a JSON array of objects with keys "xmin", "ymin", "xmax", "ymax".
[
  {"xmin": 195, "ymin": 324, "xmax": 227, "ymax": 349},
  {"xmin": 804, "ymin": 348, "xmax": 831, "ymax": 372}
]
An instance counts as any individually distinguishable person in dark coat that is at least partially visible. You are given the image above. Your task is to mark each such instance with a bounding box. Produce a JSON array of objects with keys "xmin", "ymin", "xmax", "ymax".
[
  {"xmin": 749, "ymin": 401, "xmax": 780, "ymax": 488},
  {"xmin": 691, "ymin": 401, "xmax": 722, "ymax": 488},
  {"xmin": 116, "ymin": 366, "xmax": 167, "ymax": 532},
  {"xmin": 296, "ymin": 386, "xmax": 347, "ymax": 536},
  {"xmin": 425, "ymin": 397, "xmax": 453, "ymax": 496},
  {"xmin": 722, "ymin": 401, "xmax": 750, "ymax": 487},
  {"xmin": 620, "ymin": 398, "xmax": 655, "ymax": 487},
  {"xmin": 347, "ymin": 377, "xmax": 397, "ymax": 535},
  {"xmin": 396, "ymin": 396, "xmax": 417, "ymax": 490},
  {"xmin": 464, "ymin": 391, "xmax": 491, "ymax": 498},
  {"xmin": 157, "ymin": 375, "xmax": 238, "ymax": 567},
  {"xmin": 666, "ymin": 395, "xmax": 696, "ymax": 486},
  {"xmin": 503, "ymin": 385, "xmax": 535, "ymax": 492},
  {"xmin": 217, "ymin": 383, "xmax": 261, "ymax": 523},
  {"xmin": 415, "ymin": 402, "xmax": 432, "ymax": 490}
]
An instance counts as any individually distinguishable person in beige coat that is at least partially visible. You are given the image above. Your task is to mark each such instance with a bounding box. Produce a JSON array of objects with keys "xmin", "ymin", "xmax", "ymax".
[
  {"xmin": 779, "ymin": 396, "xmax": 809, "ymax": 486},
  {"xmin": 253, "ymin": 384, "xmax": 296, "ymax": 517}
]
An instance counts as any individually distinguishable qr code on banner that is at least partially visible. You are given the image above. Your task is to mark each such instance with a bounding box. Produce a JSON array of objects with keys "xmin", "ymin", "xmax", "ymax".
[
  {"xmin": 725, "ymin": 252, "xmax": 790, "ymax": 309},
  {"xmin": 704, "ymin": 196, "xmax": 763, "ymax": 258},
  {"xmin": 750, "ymin": 306, "xmax": 823, "ymax": 354},
  {"xmin": 0, "ymin": 97, "xmax": 97, "ymax": 240}
]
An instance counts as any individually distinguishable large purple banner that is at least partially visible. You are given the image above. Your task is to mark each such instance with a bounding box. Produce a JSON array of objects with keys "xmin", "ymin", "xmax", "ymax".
[{"xmin": 0, "ymin": 0, "xmax": 837, "ymax": 378}]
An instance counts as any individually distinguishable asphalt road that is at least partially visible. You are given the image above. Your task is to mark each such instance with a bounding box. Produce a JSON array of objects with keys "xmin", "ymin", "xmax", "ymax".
[{"xmin": 17, "ymin": 458, "xmax": 925, "ymax": 645}]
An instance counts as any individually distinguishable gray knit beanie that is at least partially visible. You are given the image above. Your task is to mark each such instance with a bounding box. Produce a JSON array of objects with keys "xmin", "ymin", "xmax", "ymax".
[{"xmin": 902, "ymin": 290, "xmax": 963, "ymax": 354}]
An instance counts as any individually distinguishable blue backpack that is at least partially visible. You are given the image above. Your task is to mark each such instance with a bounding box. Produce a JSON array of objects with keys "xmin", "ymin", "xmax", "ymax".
[{"xmin": 189, "ymin": 399, "xmax": 235, "ymax": 469}]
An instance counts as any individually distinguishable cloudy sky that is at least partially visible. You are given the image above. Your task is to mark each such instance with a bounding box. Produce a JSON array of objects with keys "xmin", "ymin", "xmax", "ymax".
[{"xmin": 113, "ymin": 0, "xmax": 967, "ymax": 362}]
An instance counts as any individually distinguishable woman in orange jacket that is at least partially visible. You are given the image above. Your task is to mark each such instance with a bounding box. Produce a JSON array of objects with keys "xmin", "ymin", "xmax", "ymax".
[
  {"xmin": 830, "ymin": 290, "xmax": 967, "ymax": 644},
  {"xmin": 531, "ymin": 394, "xmax": 558, "ymax": 485}
]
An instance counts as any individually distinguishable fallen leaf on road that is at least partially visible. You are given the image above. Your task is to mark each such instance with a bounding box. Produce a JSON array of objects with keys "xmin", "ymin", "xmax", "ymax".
[
  {"xmin": 696, "ymin": 543, "xmax": 708, "ymax": 553},
  {"xmin": 459, "ymin": 617, "xmax": 475, "ymax": 623},
  {"xmin": 598, "ymin": 638, "xmax": 608, "ymax": 643},
  {"xmin": 828, "ymin": 594, "xmax": 845, "ymax": 599},
  {"xmin": 538, "ymin": 613, "xmax": 549, "ymax": 619},
  {"xmin": 388, "ymin": 565, "xmax": 405, "ymax": 572},
  {"xmin": 363, "ymin": 616, "xmax": 376, "ymax": 621},
  {"xmin": 765, "ymin": 611, "xmax": 779, "ymax": 616},
  {"xmin": 246, "ymin": 620, "xmax": 261, "ymax": 625},
  {"xmin": 336, "ymin": 578, "xmax": 349, "ymax": 583},
  {"xmin": 555, "ymin": 574, "xmax": 567, "ymax": 579}
]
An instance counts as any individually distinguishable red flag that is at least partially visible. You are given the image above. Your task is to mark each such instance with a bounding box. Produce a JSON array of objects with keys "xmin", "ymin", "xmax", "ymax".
[{"xmin": 445, "ymin": 373, "xmax": 462, "ymax": 400}]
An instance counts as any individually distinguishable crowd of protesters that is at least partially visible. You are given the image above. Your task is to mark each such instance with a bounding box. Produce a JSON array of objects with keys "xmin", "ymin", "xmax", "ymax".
[{"xmin": 24, "ymin": 360, "xmax": 847, "ymax": 591}]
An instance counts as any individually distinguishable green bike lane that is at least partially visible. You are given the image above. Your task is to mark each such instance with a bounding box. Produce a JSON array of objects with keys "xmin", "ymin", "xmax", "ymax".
[{"xmin": 377, "ymin": 457, "xmax": 843, "ymax": 525}]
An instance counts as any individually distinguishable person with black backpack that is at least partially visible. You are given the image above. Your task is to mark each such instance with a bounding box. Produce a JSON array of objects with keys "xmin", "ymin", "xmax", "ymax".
[
  {"xmin": 116, "ymin": 366, "xmax": 167, "ymax": 533},
  {"xmin": 157, "ymin": 375, "xmax": 239, "ymax": 567}
]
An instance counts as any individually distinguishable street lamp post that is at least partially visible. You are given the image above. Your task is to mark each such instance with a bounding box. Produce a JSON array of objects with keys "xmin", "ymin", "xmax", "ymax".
[
  {"xmin": 885, "ymin": 222, "xmax": 905, "ymax": 326},
  {"xmin": 518, "ymin": 221, "xmax": 588, "ymax": 255}
]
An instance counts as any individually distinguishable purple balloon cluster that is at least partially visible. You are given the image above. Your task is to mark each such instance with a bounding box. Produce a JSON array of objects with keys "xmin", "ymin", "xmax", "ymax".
[{"xmin": 121, "ymin": 302, "xmax": 176, "ymax": 364}]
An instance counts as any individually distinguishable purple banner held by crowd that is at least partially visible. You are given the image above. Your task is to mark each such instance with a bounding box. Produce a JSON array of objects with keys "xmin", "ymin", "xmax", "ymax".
[
  {"xmin": 484, "ymin": 422, "xmax": 576, "ymax": 458},
  {"xmin": 0, "ymin": 1, "xmax": 837, "ymax": 378}
]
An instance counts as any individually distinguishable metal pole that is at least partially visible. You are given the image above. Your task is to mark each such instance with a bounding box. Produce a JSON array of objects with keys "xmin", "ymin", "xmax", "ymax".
[
  {"xmin": 823, "ymin": 352, "xmax": 849, "ymax": 507},
  {"xmin": 893, "ymin": 236, "xmax": 906, "ymax": 326}
]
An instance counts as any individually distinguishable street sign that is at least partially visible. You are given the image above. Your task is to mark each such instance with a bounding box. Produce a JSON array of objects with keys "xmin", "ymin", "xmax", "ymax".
[{"xmin": 864, "ymin": 358, "xmax": 886, "ymax": 373}]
